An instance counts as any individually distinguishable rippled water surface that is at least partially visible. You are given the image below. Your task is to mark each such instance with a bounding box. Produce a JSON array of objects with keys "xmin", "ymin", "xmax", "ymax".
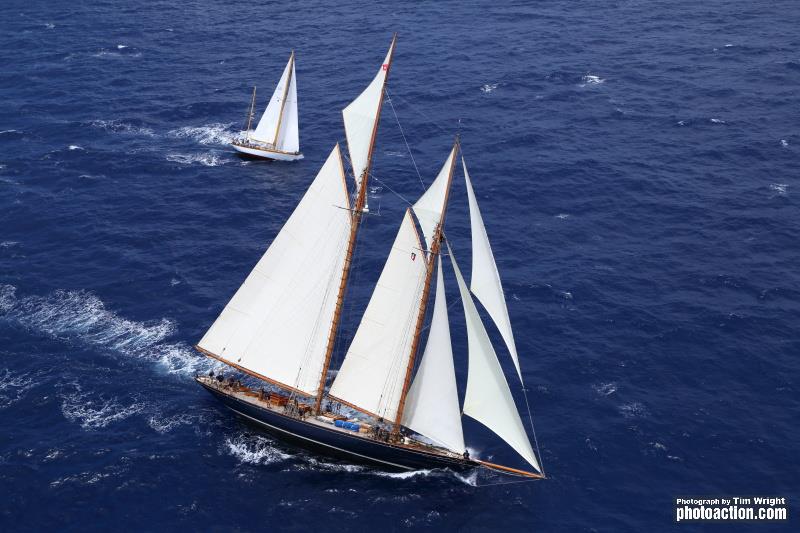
[{"xmin": 1, "ymin": 0, "xmax": 798, "ymax": 531}]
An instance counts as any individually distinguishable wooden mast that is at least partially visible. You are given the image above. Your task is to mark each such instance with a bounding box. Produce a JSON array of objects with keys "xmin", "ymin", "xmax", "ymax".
[
  {"xmin": 245, "ymin": 86, "xmax": 257, "ymax": 138},
  {"xmin": 391, "ymin": 137, "xmax": 460, "ymax": 437},
  {"xmin": 313, "ymin": 33, "xmax": 398, "ymax": 414},
  {"xmin": 271, "ymin": 51, "xmax": 295, "ymax": 148}
]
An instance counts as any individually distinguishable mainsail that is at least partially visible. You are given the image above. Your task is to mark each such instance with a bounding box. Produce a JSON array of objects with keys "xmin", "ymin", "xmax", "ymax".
[
  {"xmin": 448, "ymin": 242, "xmax": 541, "ymax": 472},
  {"xmin": 342, "ymin": 34, "xmax": 396, "ymax": 208},
  {"xmin": 197, "ymin": 145, "xmax": 350, "ymax": 395},
  {"xmin": 401, "ymin": 257, "xmax": 465, "ymax": 453},
  {"xmin": 328, "ymin": 209, "xmax": 427, "ymax": 420},
  {"xmin": 251, "ymin": 52, "xmax": 299, "ymax": 152},
  {"xmin": 463, "ymin": 158, "xmax": 522, "ymax": 381}
]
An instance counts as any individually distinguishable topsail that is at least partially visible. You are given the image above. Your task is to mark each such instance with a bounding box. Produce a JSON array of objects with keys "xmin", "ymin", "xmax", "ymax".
[{"xmin": 342, "ymin": 35, "xmax": 396, "ymax": 209}]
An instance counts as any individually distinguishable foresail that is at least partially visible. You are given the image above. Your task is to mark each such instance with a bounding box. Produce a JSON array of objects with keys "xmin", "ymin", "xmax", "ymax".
[
  {"xmin": 198, "ymin": 145, "xmax": 350, "ymax": 395},
  {"xmin": 412, "ymin": 145, "xmax": 457, "ymax": 250},
  {"xmin": 448, "ymin": 243, "xmax": 541, "ymax": 472},
  {"xmin": 275, "ymin": 58, "xmax": 299, "ymax": 153},
  {"xmin": 342, "ymin": 36, "xmax": 396, "ymax": 201},
  {"xmin": 463, "ymin": 159, "xmax": 522, "ymax": 381},
  {"xmin": 252, "ymin": 53, "xmax": 294, "ymax": 145},
  {"xmin": 402, "ymin": 257, "xmax": 465, "ymax": 453},
  {"xmin": 329, "ymin": 209, "xmax": 426, "ymax": 420}
]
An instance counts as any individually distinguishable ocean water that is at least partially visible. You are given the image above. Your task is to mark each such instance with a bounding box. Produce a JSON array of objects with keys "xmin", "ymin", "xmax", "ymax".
[{"xmin": 1, "ymin": 0, "xmax": 798, "ymax": 531}]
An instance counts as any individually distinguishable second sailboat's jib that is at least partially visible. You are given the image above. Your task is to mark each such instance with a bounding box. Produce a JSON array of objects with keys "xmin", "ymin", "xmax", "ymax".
[
  {"xmin": 252, "ymin": 53, "xmax": 299, "ymax": 152},
  {"xmin": 448, "ymin": 243, "xmax": 541, "ymax": 472},
  {"xmin": 198, "ymin": 145, "xmax": 350, "ymax": 395},
  {"xmin": 329, "ymin": 209, "xmax": 427, "ymax": 421},
  {"xmin": 401, "ymin": 257, "xmax": 466, "ymax": 454},
  {"xmin": 463, "ymin": 158, "xmax": 522, "ymax": 382},
  {"xmin": 342, "ymin": 36, "xmax": 396, "ymax": 192}
]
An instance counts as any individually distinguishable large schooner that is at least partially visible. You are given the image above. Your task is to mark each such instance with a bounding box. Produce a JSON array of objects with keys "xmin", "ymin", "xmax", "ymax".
[
  {"xmin": 232, "ymin": 51, "xmax": 302, "ymax": 161},
  {"xmin": 196, "ymin": 35, "xmax": 544, "ymax": 478}
]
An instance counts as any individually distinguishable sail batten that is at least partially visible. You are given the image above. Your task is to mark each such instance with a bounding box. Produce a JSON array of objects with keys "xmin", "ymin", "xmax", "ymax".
[
  {"xmin": 463, "ymin": 158, "xmax": 522, "ymax": 382},
  {"xmin": 198, "ymin": 145, "xmax": 350, "ymax": 396},
  {"xmin": 328, "ymin": 209, "xmax": 427, "ymax": 421},
  {"xmin": 448, "ymin": 243, "xmax": 541, "ymax": 472},
  {"xmin": 401, "ymin": 258, "xmax": 465, "ymax": 453},
  {"xmin": 342, "ymin": 35, "xmax": 396, "ymax": 208}
]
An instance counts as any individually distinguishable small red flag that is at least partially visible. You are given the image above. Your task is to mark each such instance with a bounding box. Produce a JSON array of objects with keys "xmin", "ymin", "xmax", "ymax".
[
  {"xmin": 411, "ymin": 252, "xmax": 416, "ymax": 261},
  {"xmin": 381, "ymin": 64, "xmax": 389, "ymax": 71}
]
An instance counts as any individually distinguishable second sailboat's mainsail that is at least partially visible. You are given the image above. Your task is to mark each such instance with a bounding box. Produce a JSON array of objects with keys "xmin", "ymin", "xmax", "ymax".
[
  {"xmin": 251, "ymin": 52, "xmax": 299, "ymax": 152},
  {"xmin": 328, "ymin": 209, "xmax": 427, "ymax": 420},
  {"xmin": 198, "ymin": 145, "xmax": 350, "ymax": 395}
]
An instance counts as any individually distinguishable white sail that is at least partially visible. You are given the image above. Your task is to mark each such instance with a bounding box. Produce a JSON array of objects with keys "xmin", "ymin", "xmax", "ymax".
[
  {"xmin": 329, "ymin": 209, "xmax": 426, "ymax": 420},
  {"xmin": 342, "ymin": 36, "xmax": 396, "ymax": 200},
  {"xmin": 252, "ymin": 53, "xmax": 296, "ymax": 149},
  {"xmin": 448, "ymin": 243, "xmax": 541, "ymax": 472},
  {"xmin": 198, "ymin": 145, "xmax": 350, "ymax": 395},
  {"xmin": 274, "ymin": 58, "xmax": 299, "ymax": 153},
  {"xmin": 412, "ymin": 145, "xmax": 456, "ymax": 250},
  {"xmin": 402, "ymin": 257, "xmax": 465, "ymax": 453},
  {"xmin": 463, "ymin": 158, "xmax": 522, "ymax": 382}
]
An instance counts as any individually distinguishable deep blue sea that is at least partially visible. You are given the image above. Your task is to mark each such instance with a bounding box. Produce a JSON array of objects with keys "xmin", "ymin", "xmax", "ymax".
[{"xmin": 1, "ymin": 0, "xmax": 798, "ymax": 531}]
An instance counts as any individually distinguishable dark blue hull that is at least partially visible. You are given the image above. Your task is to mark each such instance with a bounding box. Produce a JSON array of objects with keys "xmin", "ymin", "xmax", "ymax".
[{"xmin": 197, "ymin": 378, "xmax": 475, "ymax": 472}]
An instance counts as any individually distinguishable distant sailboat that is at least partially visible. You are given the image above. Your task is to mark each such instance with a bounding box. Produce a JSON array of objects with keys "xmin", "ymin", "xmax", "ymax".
[
  {"xmin": 232, "ymin": 51, "xmax": 301, "ymax": 161},
  {"xmin": 196, "ymin": 36, "xmax": 544, "ymax": 478}
]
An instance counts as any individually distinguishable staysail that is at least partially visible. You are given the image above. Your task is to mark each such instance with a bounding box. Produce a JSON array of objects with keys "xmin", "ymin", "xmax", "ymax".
[
  {"xmin": 328, "ymin": 209, "xmax": 427, "ymax": 420},
  {"xmin": 401, "ymin": 257, "xmax": 465, "ymax": 453},
  {"xmin": 197, "ymin": 145, "xmax": 350, "ymax": 395},
  {"xmin": 342, "ymin": 35, "xmax": 396, "ymax": 207},
  {"xmin": 251, "ymin": 52, "xmax": 299, "ymax": 152},
  {"xmin": 448, "ymin": 242, "xmax": 541, "ymax": 472},
  {"xmin": 463, "ymin": 158, "xmax": 522, "ymax": 382}
]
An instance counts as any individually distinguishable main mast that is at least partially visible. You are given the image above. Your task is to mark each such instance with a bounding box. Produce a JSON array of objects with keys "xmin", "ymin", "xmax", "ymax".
[
  {"xmin": 314, "ymin": 33, "xmax": 398, "ymax": 413},
  {"xmin": 245, "ymin": 86, "xmax": 257, "ymax": 138},
  {"xmin": 392, "ymin": 136, "xmax": 459, "ymax": 436}
]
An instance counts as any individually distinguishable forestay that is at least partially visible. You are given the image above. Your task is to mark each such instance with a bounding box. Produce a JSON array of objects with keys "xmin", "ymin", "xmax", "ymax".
[
  {"xmin": 329, "ymin": 209, "xmax": 427, "ymax": 420},
  {"xmin": 401, "ymin": 257, "xmax": 465, "ymax": 453},
  {"xmin": 342, "ymin": 36, "xmax": 396, "ymax": 198},
  {"xmin": 198, "ymin": 145, "xmax": 350, "ymax": 395},
  {"xmin": 448, "ymin": 243, "xmax": 541, "ymax": 472},
  {"xmin": 462, "ymin": 158, "xmax": 522, "ymax": 381},
  {"xmin": 252, "ymin": 53, "xmax": 299, "ymax": 152},
  {"xmin": 412, "ymin": 145, "xmax": 456, "ymax": 250}
]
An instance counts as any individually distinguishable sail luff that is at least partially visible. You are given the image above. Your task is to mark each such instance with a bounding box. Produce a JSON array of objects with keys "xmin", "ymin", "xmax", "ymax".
[
  {"xmin": 392, "ymin": 138, "xmax": 459, "ymax": 436},
  {"xmin": 463, "ymin": 157, "xmax": 522, "ymax": 382},
  {"xmin": 272, "ymin": 51, "xmax": 295, "ymax": 147},
  {"xmin": 360, "ymin": 33, "xmax": 396, "ymax": 193},
  {"xmin": 448, "ymin": 242, "xmax": 541, "ymax": 472}
]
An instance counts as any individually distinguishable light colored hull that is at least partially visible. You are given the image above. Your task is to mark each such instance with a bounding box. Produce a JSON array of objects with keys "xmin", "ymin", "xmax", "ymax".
[{"xmin": 232, "ymin": 142, "xmax": 303, "ymax": 161}]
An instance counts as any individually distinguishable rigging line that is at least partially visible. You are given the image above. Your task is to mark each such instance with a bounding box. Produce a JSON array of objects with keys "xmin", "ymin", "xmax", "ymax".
[
  {"xmin": 384, "ymin": 88, "xmax": 451, "ymax": 135},
  {"xmin": 522, "ymin": 384, "xmax": 545, "ymax": 477},
  {"xmin": 474, "ymin": 477, "xmax": 540, "ymax": 488},
  {"xmin": 370, "ymin": 173, "xmax": 415, "ymax": 208},
  {"xmin": 384, "ymin": 91, "xmax": 425, "ymax": 192}
]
